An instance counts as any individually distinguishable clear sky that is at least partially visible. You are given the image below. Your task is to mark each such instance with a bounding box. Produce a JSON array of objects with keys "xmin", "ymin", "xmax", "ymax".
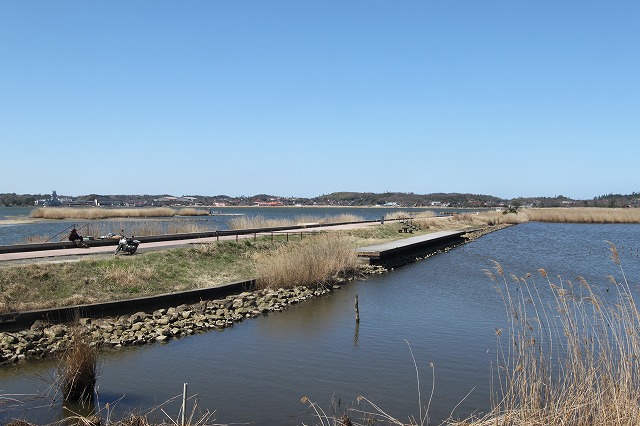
[{"xmin": 1, "ymin": 1, "xmax": 638, "ymax": 200}]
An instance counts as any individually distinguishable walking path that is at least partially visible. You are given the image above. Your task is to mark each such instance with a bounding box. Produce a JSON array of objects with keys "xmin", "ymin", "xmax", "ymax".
[{"xmin": 0, "ymin": 221, "xmax": 384, "ymax": 262}]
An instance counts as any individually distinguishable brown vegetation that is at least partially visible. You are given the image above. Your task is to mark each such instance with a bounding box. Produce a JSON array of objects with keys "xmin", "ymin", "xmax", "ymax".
[
  {"xmin": 228, "ymin": 213, "xmax": 365, "ymax": 230},
  {"xmin": 470, "ymin": 244, "xmax": 640, "ymax": 425},
  {"xmin": 30, "ymin": 207, "xmax": 208, "ymax": 220},
  {"xmin": 521, "ymin": 207, "xmax": 640, "ymax": 223},
  {"xmin": 384, "ymin": 210, "xmax": 436, "ymax": 220},
  {"xmin": 254, "ymin": 233, "xmax": 360, "ymax": 289},
  {"xmin": 412, "ymin": 211, "xmax": 524, "ymax": 231},
  {"xmin": 58, "ymin": 331, "xmax": 98, "ymax": 402}
]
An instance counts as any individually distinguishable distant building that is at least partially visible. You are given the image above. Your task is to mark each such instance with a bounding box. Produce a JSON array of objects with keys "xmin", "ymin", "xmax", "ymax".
[{"xmin": 34, "ymin": 190, "xmax": 62, "ymax": 206}]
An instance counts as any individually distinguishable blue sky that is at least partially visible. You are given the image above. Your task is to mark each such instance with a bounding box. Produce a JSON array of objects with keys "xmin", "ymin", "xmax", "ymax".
[{"xmin": 1, "ymin": 1, "xmax": 638, "ymax": 199}]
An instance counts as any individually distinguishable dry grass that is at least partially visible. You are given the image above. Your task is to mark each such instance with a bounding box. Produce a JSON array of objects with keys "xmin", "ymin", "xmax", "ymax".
[
  {"xmin": 384, "ymin": 210, "xmax": 436, "ymax": 220},
  {"xmin": 470, "ymin": 244, "xmax": 640, "ymax": 426},
  {"xmin": 20, "ymin": 234, "xmax": 51, "ymax": 244},
  {"xmin": 255, "ymin": 233, "xmax": 359, "ymax": 289},
  {"xmin": 57, "ymin": 331, "xmax": 98, "ymax": 402},
  {"xmin": 228, "ymin": 214, "xmax": 365, "ymax": 230},
  {"xmin": 0, "ymin": 242, "xmax": 260, "ymax": 313},
  {"xmin": 30, "ymin": 207, "xmax": 208, "ymax": 220},
  {"xmin": 413, "ymin": 211, "xmax": 525, "ymax": 231},
  {"xmin": 521, "ymin": 207, "xmax": 640, "ymax": 223},
  {"xmin": 43, "ymin": 221, "xmax": 214, "ymax": 242},
  {"xmin": 298, "ymin": 243, "xmax": 640, "ymax": 426}
]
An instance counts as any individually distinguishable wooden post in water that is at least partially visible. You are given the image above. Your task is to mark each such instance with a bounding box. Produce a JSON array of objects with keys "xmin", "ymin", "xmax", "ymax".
[
  {"xmin": 181, "ymin": 383, "xmax": 188, "ymax": 426},
  {"xmin": 355, "ymin": 294, "xmax": 360, "ymax": 323}
]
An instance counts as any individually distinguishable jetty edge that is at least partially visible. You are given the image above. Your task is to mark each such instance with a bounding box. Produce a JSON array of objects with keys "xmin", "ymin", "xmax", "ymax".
[{"xmin": 356, "ymin": 229, "xmax": 472, "ymax": 268}]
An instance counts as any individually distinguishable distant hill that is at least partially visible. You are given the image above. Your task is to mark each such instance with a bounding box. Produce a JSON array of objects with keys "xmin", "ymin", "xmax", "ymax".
[
  {"xmin": 310, "ymin": 191, "xmax": 503, "ymax": 207},
  {"xmin": 1, "ymin": 190, "xmax": 638, "ymax": 208}
]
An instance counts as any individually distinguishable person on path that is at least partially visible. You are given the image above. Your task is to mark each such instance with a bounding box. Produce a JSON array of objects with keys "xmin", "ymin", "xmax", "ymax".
[{"xmin": 68, "ymin": 228, "xmax": 87, "ymax": 248}]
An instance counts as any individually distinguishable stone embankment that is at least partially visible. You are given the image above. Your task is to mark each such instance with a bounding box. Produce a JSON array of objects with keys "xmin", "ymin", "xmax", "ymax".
[
  {"xmin": 0, "ymin": 265, "xmax": 388, "ymax": 364},
  {"xmin": 463, "ymin": 223, "xmax": 513, "ymax": 241}
]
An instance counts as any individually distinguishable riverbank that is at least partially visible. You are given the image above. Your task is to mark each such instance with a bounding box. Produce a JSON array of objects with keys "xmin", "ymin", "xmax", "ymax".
[
  {"xmin": 0, "ymin": 273, "xmax": 384, "ymax": 364},
  {"xmin": 0, "ymin": 224, "xmax": 513, "ymax": 364}
]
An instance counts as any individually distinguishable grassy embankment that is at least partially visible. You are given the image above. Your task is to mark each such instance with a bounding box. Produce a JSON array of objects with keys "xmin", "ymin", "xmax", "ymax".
[{"xmin": 0, "ymin": 212, "xmax": 510, "ymax": 314}]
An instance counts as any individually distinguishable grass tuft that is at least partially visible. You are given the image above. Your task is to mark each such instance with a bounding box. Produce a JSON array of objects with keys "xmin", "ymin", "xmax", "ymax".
[{"xmin": 58, "ymin": 330, "xmax": 98, "ymax": 403}]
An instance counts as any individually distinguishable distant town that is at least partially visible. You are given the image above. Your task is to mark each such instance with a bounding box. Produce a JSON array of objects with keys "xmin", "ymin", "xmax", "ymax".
[{"xmin": 1, "ymin": 190, "xmax": 639, "ymax": 209}]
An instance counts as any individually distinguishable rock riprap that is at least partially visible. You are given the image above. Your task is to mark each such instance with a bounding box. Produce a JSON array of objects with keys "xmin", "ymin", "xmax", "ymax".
[{"xmin": 0, "ymin": 285, "xmax": 344, "ymax": 364}]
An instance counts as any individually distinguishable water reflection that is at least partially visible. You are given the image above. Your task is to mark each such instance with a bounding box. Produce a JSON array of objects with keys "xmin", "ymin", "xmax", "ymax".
[{"xmin": 2, "ymin": 223, "xmax": 640, "ymax": 425}]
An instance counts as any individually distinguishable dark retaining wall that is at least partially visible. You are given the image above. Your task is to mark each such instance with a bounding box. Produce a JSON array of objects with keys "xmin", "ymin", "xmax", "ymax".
[
  {"xmin": 368, "ymin": 234, "xmax": 468, "ymax": 269},
  {"xmin": 0, "ymin": 279, "xmax": 255, "ymax": 332}
]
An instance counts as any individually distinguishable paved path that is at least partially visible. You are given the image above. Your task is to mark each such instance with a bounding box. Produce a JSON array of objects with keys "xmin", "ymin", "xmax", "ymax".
[{"xmin": 0, "ymin": 221, "xmax": 385, "ymax": 262}]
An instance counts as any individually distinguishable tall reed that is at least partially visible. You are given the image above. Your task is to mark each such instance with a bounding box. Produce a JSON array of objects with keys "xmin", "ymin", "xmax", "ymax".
[
  {"xmin": 384, "ymin": 210, "xmax": 436, "ymax": 220},
  {"xmin": 522, "ymin": 207, "xmax": 640, "ymax": 223},
  {"xmin": 412, "ymin": 211, "xmax": 524, "ymax": 231},
  {"xmin": 475, "ymin": 244, "xmax": 640, "ymax": 425},
  {"xmin": 255, "ymin": 233, "xmax": 359, "ymax": 289},
  {"xmin": 228, "ymin": 214, "xmax": 365, "ymax": 230},
  {"xmin": 58, "ymin": 331, "xmax": 98, "ymax": 403},
  {"xmin": 30, "ymin": 207, "xmax": 208, "ymax": 220}
]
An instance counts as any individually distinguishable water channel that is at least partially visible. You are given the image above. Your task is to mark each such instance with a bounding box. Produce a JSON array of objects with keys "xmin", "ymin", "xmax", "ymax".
[{"xmin": 1, "ymin": 222, "xmax": 639, "ymax": 424}]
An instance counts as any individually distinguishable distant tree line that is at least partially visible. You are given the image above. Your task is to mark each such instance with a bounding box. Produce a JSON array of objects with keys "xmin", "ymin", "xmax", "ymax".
[
  {"xmin": 0, "ymin": 193, "xmax": 43, "ymax": 207},
  {"xmin": 2, "ymin": 190, "xmax": 639, "ymax": 208}
]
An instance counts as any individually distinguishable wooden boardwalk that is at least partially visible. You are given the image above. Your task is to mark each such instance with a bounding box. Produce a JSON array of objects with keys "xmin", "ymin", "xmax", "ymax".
[{"xmin": 356, "ymin": 230, "xmax": 469, "ymax": 264}]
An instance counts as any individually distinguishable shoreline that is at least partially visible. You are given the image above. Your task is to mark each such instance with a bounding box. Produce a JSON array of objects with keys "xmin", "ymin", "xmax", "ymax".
[
  {"xmin": 0, "ymin": 225, "xmax": 511, "ymax": 364},
  {"xmin": 0, "ymin": 265, "xmax": 386, "ymax": 365}
]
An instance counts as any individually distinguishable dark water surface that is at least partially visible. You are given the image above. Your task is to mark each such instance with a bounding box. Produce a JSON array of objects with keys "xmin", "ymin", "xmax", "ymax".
[{"xmin": 1, "ymin": 223, "xmax": 639, "ymax": 424}]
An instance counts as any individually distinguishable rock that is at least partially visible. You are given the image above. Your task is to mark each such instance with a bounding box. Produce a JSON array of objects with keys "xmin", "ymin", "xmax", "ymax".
[
  {"xmin": 3, "ymin": 277, "xmax": 352, "ymax": 363},
  {"xmin": 129, "ymin": 312, "xmax": 148, "ymax": 324},
  {"xmin": 30, "ymin": 320, "xmax": 47, "ymax": 330},
  {"xmin": 153, "ymin": 309, "xmax": 166, "ymax": 318},
  {"xmin": 156, "ymin": 317, "xmax": 170, "ymax": 326},
  {"xmin": 44, "ymin": 325, "xmax": 67, "ymax": 339}
]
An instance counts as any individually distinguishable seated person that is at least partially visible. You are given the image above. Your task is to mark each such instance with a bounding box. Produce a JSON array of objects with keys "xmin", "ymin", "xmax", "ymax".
[{"xmin": 68, "ymin": 228, "xmax": 86, "ymax": 247}]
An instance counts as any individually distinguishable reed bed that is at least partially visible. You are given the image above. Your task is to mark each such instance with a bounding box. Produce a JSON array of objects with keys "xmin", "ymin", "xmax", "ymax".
[
  {"xmin": 228, "ymin": 214, "xmax": 365, "ymax": 230},
  {"xmin": 300, "ymin": 244, "xmax": 640, "ymax": 426},
  {"xmin": 30, "ymin": 207, "xmax": 208, "ymax": 220},
  {"xmin": 412, "ymin": 211, "xmax": 525, "ymax": 231},
  {"xmin": 384, "ymin": 210, "xmax": 436, "ymax": 220},
  {"xmin": 19, "ymin": 234, "xmax": 51, "ymax": 244},
  {"xmin": 521, "ymin": 207, "xmax": 640, "ymax": 223},
  {"xmin": 44, "ymin": 221, "xmax": 213, "ymax": 242},
  {"xmin": 255, "ymin": 233, "xmax": 359, "ymax": 289},
  {"xmin": 469, "ymin": 243, "xmax": 640, "ymax": 426}
]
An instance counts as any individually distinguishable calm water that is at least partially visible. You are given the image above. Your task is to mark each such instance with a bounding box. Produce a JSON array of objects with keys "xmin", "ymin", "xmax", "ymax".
[
  {"xmin": 1, "ymin": 223, "xmax": 639, "ymax": 424},
  {"xmin": 0, "ymin": 206, "xmax": 449, "ymax": 246}
]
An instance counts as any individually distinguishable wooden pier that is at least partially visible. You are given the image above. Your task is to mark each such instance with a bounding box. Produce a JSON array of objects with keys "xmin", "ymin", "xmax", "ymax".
[{"xmin": 356, "ymin": 229, "xmax": 470, "ymax": 267}]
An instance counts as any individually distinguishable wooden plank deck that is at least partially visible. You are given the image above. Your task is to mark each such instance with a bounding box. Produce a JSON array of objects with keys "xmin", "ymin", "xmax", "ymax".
[{"xmin": 356, "ymin": 230, "xmax": 469, "ymax": 260}]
